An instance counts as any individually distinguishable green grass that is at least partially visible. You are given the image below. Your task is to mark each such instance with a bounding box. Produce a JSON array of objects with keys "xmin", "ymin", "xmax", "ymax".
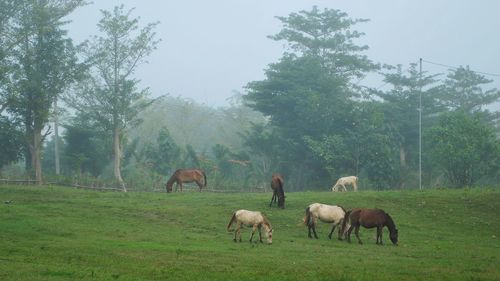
[{"xmin": 0, "ymin": 185, "xmax": 499, "ymax": 281}]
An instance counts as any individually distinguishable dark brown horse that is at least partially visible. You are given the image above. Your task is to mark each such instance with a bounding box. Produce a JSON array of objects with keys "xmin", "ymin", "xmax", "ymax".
[
  {"xmin": 269, "ymin": 174, "xmax": 285, "ymax": 209},
  {"xmin": 165, "ymin": 169, "xmax": 207, "ymax": 192},
  {"xmin": 342, "ymin": 208, "xmax": 398, "ymax": 246}
]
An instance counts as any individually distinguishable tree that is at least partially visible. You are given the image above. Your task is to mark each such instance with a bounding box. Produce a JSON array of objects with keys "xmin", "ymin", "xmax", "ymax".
[
  {"xmin": 66, "ymin": 5, "xmax": 160, "ymax": 191},
  {"xmin": 244, "ymin": 7, "xmax": 377, "ymax": 188},
  {"xmin": 438, "ymin": 66, "xmax": 500, "ymax": 114},
  {"xmin": 0, "ymin": 116, "xmax": 23, "ymax": 172},
  {"xmin": 373, "ymin": 63, "xmax": 441, "ymax": 188},
  {"xmin": 427, "ymin": 111, "xmax": 499, "ymax": 187},
  {"xmin": 142, "ymin": 127, "xmax": 180, "ymax": 175},
  {"xmin": 5, "ymin": 0, "xmax": 85, "ymax": 183}
]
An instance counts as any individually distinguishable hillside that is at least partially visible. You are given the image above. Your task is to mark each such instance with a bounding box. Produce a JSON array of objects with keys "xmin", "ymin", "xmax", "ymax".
[{"xmin": 0, "ymin": 186, "xmax": 499, "ymax": 280}]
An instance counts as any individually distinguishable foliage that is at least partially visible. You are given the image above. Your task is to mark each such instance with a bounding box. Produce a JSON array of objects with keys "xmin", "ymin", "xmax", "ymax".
[
  {"xmin": 3, "ymin": 0, "xmax": 85, "ymax": 182},
  {"xmin": 65, "ymin": 5, "xmax": 160, "ymax": 190},
  {"xmin": 0, "ymin": 116, "xmax": 23, "ymax": 170},
  {"xmin": 427, "ymin": 111, "xmax": 500, "ymax": 187},
  {"xmin": 245, "ymin": 7, "xmax": 378, "ymax": 188},
  {"xmin": 438, "ymin": 65, "xmax": 500, "ymax": 113}
]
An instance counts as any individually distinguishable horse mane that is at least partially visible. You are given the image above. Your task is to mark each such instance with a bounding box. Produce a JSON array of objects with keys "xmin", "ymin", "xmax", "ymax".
[
  {"xmin": 276, "ymin": 184, "xmax": 285, "ymax": 206},
  {"xmin": 338, "ymin": 205, "xmax": 347, "ymax": 214},
  {"xmin": 262, "ymin": 214, "xmax": 272, "ymax": 229},
  {"xmin": 202, "ymin": 170, "xmax": 207, "ymax": 187},
  {"xmin": 166, "ymin": 174, "xmax": 177, "ymax": 187},
  {"xmin": 384, "ymin": 212, "xmax": 397, "ymax": 232}
]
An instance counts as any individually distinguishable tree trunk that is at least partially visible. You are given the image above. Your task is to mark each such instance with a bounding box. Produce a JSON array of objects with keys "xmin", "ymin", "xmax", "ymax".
[
  {"xmin": 33, "ymin": 127, "xmax": 43, "ymax": 185},
  {"xmin": 113, "ymin": 126, "xmax": 126, "ymax": 192},
  {"xmin": 399, "ymin": 144, "xmax": 406, "ymax": 189}
]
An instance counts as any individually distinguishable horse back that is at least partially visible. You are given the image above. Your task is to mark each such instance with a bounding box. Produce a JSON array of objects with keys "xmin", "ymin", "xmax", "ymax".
[
  {"xmin": 310, "ymin": 203, "xmax": 345, "ymax": 223},
  {"xmin": 353, "ymin": 208, "xmax": 387, "ymax": 228},
  {"xmin": 271, "ymin": 174, "xmax": 284, "ymax": 190}
]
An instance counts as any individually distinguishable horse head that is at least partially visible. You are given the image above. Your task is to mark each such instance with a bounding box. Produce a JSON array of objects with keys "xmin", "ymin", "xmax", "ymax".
[
  {"xmin": 165, "ymin": 182, "xmax": 172, "ymax": 193},
  {"xmin": 267, "ymin": 228, "xmax": 273, "ymax": 245},
  {"xmin": 390, "ymin": 228, "xmax": 398, "ymax": 246}
]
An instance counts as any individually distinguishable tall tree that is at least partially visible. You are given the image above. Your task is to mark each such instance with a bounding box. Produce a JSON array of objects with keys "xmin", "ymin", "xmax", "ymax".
[
  {"xmin": 66, "ymin": 5, "xmax": 160, "ymax": 191},
  {"xmin": 439, "ymin": 66, "xmax": 500, "ymax": 114},
  {"xmin": 373, "ymin": 64, "xmax": 441, "ymax": 188},
  {"xmin": 6, "ymin": 0, "xmax": 85, "ymax": 183},
  {"xmin": 245, "ymin": 7, "xmax": 377, "ymax": 188}
]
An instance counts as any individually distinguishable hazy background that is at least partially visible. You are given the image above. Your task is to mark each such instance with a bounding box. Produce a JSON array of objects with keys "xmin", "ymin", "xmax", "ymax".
[{"xmin": 68, "ymin": 1, "xmax": 500, "ymax": 107}]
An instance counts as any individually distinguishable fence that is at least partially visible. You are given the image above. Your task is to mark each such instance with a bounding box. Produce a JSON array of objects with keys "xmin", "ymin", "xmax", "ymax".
[{"xmin": 0, "ymin": 178, "xmax": 269, "ymax": 193}]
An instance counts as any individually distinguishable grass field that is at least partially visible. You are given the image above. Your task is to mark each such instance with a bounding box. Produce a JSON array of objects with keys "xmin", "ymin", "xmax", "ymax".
[{"xmin": 0, "ymin": 185, "xmax": 499, "ymax": 281}]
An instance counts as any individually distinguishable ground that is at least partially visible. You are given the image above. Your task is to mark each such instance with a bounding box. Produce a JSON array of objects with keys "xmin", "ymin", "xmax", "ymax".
[{"xmin": 0, "ymin": 185, "xmax": 498, "ymax": 280}]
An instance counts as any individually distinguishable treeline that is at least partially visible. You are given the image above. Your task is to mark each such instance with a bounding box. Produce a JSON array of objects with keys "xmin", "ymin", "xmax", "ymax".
[{"xmin": 1, "ymin": 3, "xmax": 499, "ymax": 190}]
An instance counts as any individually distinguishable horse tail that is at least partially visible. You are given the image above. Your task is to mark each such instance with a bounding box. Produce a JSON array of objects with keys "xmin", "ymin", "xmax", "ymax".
[
  {"xmin": 227, "ymin": 212, "xmax": 237, "ymax": 231},
  {"xmin": 304, "ymin": 206, "xmax": 312, "ymax": 226},
  {"xmin": 341, "ymin": 209, "xmax": 352, "ymax": 233}
]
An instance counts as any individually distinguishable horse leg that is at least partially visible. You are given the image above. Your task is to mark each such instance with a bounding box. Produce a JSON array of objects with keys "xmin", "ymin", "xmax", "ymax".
[
  {"xmin": 312, "ymin": 220, "xmax": 319, "ymax": 239},
  {"xmin": 237, "ymin": 223, "xmax": 243, "ymax": 242},
  {"xmin": 269, "ymin": 192, "xmax": 276, "ymax": 207},
  {"xmin": 328, "ymin": 223, "xmax": 336, "ymax": 240},
  {"xmin": 353, "ymin": 181, "xmax": 358, "ymax": 192},
  {"xmin": 196, "ymin": 180, "xmax": 203, "ymax": 192},
  {"xmin": 355, "ymin": 225, "xmax": 363, "ymax": 244},
  {"xmin": 258, "ymin": 225, "xmax": 263, "ymax": 243},
  {"xmin": 337, "ymin": 221, "xmax": 344, "ymax": 240},
  {"xmin": 249, "ymin": 224, "xmax": 258, "ymax": 243},
  {"xmin": 341, "ymin": 184, "xmax": 347, "ymax": 192},
  {"xmin": 347, "ymin": 225, "xmax": 354, "ymax": 243},
  {"xmin": 233, "ymin": 223, "xmax": 240, "ymax": 242},
  {"xmin": 377, "ymin": 226, "xmax": 383, "ymax": 245},
  {"xmin": 307, "ymin": 224, "xmax": 312, "ymax": 238}
]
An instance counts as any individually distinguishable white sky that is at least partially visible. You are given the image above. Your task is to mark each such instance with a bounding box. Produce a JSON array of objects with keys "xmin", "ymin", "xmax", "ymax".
[{"xmin": 67, "ymin": 0, "xmax": 500, "ymax": 108}]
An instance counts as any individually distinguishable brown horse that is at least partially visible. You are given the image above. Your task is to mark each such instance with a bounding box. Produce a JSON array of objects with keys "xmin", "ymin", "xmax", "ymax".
[
  {"xmin": 342, "ymin": 208, "xmax": 398, "ymax": 246},
  {"xmin": 165, "ymin": 169, "xmax": 207, "ymax": 192},
  {"xmin": 269, "ymin": 174, "xmax": 285, "ymax": 209}
]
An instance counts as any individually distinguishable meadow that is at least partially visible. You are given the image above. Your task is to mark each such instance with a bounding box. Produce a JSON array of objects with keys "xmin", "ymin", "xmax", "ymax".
[{"xmin": 0, "ymin": 185, "xmax": 499, "ymax": 281}]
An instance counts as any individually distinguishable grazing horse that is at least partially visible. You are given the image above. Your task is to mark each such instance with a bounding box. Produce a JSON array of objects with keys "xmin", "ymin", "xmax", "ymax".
[
  {"xmin": 269, "ymin": 174, "xmax": 285, "ymax": 209},
  {"xmin": 331, "ymin": 176, "xmax": 358, "ymax": 192},
  {"xmin": 227, "ymin": 210, "xmax": 273, "ymax": 244},
  {"xmin": 303, "ymin": 203, "xmax": 349, "ymax": 240},
  {"xmin": 343, "ymin": 208, "xmax": 398, "ymax": 246},
  {"xmin": 165, "ymin": 169, "xmax": 207, "ymax": 192}
]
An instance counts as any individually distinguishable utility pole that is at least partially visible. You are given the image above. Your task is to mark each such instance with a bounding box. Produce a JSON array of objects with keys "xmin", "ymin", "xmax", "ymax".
[
  {"xmin": 54, "ymin": 98, "xmax": 60, "ymax": 175},
  {"xmin": 419, "ymin": 58, "xmax": 422, "ymax": 190}
]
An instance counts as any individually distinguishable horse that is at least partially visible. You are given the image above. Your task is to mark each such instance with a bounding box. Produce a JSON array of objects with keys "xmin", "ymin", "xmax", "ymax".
[
  {"xmin": 303, "ymin": 203, "xmax": 349, "ymax": 240},
  {"xmin": 331, "ymin": 176, "xmax": 358, "ymax": 192},
  {"xmin": 269, "ymin": 173, "xmax": 285, "ymax": 209},
  {"xmin": 165, "ymin": 169, "xmax": 207, "ymax": 192},
  {"xmin": 227, "ymin": 210, "xmax": 273, "ymax": 244},
  {"xmin": 342, "ymin": 208, "xmax": 398, "ymax": 246}
]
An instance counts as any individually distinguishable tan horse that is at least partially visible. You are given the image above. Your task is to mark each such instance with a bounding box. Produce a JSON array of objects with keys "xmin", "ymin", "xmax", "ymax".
[
  {"xmin": 304, "ymin": 203, "xmax": 349, "ymax": 240},
  {"xmin": 331, "ymin": 176, "xmax": 358, "ymax": 192},
  {"xmin": 342, "ymin": 208, "xmax": 398, "ymax": 246},
  {"xmin": 227, "ymin": 210, "xmax": 273, "ymax": 244},
  {"xmin": 165, "ymin": 169, "xmax": 207, "ymax": 192},
  {"xmin": 269, "ymin": 173, "xmax": 285, "ymax": 209}
]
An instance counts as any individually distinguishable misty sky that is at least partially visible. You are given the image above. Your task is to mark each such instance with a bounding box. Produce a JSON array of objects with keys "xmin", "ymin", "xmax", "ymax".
[{"xmin": 67, "ymin": 1, "xmax": 500, "ymax": 108}]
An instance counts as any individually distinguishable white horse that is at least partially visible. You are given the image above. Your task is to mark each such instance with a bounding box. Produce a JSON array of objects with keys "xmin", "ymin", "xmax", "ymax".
[
  {"xmin": 304, "ymin": 203, "xmax": 349, "ymax": 240},
  {"xmin": 227, "ymin": 210, "xmax": 273, "ymax": 244},
  {"xmin": 331, "ymin": 176, "xmax": 358, "ymax": 192}
]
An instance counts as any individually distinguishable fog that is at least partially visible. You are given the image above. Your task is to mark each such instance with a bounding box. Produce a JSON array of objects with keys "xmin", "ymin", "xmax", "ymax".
[{"xmin": 67, "ymin": 0, "xmax": 500, "ymax": 107}]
